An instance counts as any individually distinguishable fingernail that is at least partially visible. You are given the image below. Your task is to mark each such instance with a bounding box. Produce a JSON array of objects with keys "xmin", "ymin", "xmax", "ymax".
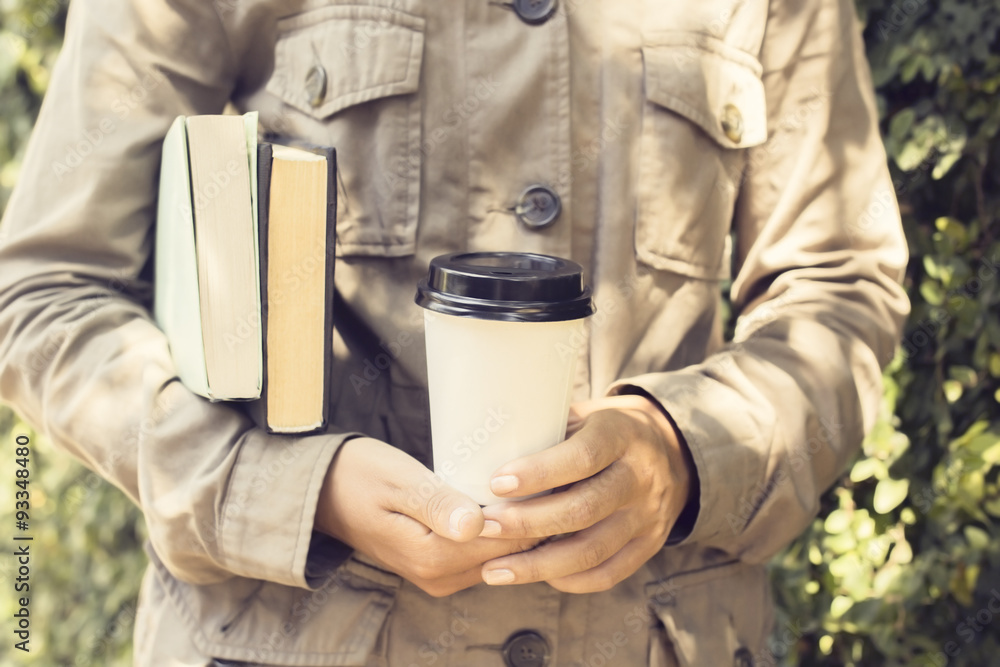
[
  {"xmin": 484, "ymin": 568, "xmax": 516, "ymax": 585},
  {"xmin": 449, "ymin": 507, "xmax": 472, "ymax": 537},
  {"xmin": 480, "ymin": 520, "xmax": 502, "ymax": 538},
  {"xmin": 491, "ymin": 475, "xmax": 519, "ymax": 495}
]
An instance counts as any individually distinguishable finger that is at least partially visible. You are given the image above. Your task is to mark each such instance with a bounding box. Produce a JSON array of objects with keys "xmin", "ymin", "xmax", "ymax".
[
  {"xmin": 480, "ymin": 510, "xmax": 635, "ymax": 586},
  {"xmin": 364, "ymin": 550, "xmax": 487, "ymax": 598},
  {"xmin": 379, "ymin": 514, "xmax": 541, "ymax": 581},
  {"xmin": 408, "ymin": 567, "xmax": 487, "ymax": 598},
  {"xmin": 421, "ymin": 532, "xmax": 545, "ymax": 566},
  {"xmin": 546, "ymin": 534, "xmax": 661, "ymax": 594},
  {"xmin": 381, "ymin": 451, "xmax": 485, "ymax": 542},
  {"xmin": 481, "ymin": 462, "xmax": 635, "ymax": 538},
  {"xmin": 489, "ymin": 412, "xmax": 627, "ymax": 498}
]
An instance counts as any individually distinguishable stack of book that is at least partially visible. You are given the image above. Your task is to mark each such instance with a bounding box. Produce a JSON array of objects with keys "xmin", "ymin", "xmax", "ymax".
[{"xmin": 154, "ymin": 112, "xmax": 336, "ymax": 435}]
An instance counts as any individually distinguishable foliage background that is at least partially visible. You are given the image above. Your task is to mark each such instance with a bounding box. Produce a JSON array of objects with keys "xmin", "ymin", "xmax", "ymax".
[{"xmin": 0, "ymin": 0, "xmax": 998, "ymax": 665}]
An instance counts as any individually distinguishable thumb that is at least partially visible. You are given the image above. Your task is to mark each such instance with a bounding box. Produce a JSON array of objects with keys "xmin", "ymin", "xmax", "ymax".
[{"xmin": 393, "ymin": 458, "xmax": 485, "ymax": 542}]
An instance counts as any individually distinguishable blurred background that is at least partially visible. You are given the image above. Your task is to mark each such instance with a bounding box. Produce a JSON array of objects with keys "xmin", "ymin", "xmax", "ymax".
[{"xmin": 1, "ymin": 0, "xmax": 998, "ymax": 665}]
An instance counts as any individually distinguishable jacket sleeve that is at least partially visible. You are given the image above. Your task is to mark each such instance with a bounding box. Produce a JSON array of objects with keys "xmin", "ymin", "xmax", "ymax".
[
  {"xmin": 611, "ymin": 0, "xmax": 910, "ymax": 562},
  {"xmin": 0, "ymin": 0, "xmax": 354, "ymax": 587}
]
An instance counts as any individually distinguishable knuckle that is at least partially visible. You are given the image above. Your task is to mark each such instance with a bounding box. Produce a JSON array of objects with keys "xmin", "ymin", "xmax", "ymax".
[
  {"xmin": 578, "ymin": 436, "xmax": 602, "ymax": 473},
  {"xmin": 550, "ymin": 512, "xmax": 571, "ymax": 534},
  {"xmin": 515, "ymin": 537, "xmax": 543, "ymax": 553},
  {"xmin": 524, "ymin": 557, "xmax": 543, "ymax": 583},
  {"xmin": 566, "ymin": 489, "xmax": 601, "ymax": 527},
  {"xmin": 423, "ymin": 490, "xmax": 453, "ymax": 527},
  {"xmin": 507, "ymin": 509, "xmax": 536, "ymax": 536},
  {"xmin": 581, "ymin": 540, "xmax": 610, "ymax": 570},
  {"xmin": 498, "ymin": 506, "xmax": 551, "ymax": 538}
]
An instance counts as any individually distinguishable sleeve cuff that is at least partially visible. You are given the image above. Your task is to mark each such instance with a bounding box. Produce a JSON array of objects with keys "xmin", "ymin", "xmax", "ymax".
[
  {"xmin": 609, "ymin": 383, "xmax": 700, "ymax": 545},
  {"xmin": 219, "ymin": 429, "xmax": 362, "ymax": 589},
  {"xmin": 607, "ymin": 368, "xmax": 771, "ymax": 549}
]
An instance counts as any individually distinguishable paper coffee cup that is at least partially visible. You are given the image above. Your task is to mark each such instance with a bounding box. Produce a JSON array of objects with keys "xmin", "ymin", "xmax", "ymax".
[{"xmin": 415, "ymin": 252, "xmax": 594, "ymax": 505}]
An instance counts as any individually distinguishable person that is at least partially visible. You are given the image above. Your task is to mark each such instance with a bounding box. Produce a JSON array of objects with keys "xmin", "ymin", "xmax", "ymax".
[{"xmin": 0, "ymin": 0, "xmax": 909, "ymax": 664}]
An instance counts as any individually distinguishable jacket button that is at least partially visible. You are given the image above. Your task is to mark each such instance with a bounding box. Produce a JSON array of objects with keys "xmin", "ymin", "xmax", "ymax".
[
  {"xmin": 720, "ymin": 103, "xmax": 744, "ymax": 144},
  {"xmin": 513, "ymin": 0, "xmax": 558, "ymax": 25},
  {"xmin": 306, "ymin": 64, "xmax": 327, "ymax": 108},
  {"xmin": 734, "ymin": 647, "xmax": 754, "ymax": 667},
  {"xmin": 515, "ymin": 185, "xmax": 561, "ymax": 230},
  {"xmin": 502, "ymin": 630, "xmax": 550, "ymax": 667}
]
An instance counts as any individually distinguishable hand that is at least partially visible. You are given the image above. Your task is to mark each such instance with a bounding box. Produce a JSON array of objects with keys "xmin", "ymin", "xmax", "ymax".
[
  {"xmin": 315, "ymin": 437, "xmax": 540, "ymax": 597},
  {"xmin": 477, "ymin": 394, "xmax": 693, "ymax": 594}
]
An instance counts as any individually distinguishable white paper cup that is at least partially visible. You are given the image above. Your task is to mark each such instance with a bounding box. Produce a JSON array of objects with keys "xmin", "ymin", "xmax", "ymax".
[{"xmin": 416, "ymin": 252, "xmax": 594, "ymax": 505}]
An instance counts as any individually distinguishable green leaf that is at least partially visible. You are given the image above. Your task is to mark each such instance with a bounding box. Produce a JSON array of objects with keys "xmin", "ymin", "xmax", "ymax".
[
  {"xmin": 942, "ymin": 379, "xmax": 963, "ymax": 403},
  {"xmin": 830, "ymin": 595, "xmax": 854, "ymax": 619},
  {"xmin": 950, "ymin": 420, "xmax": 992, "ymax": 450},
  {"xmin": 968, "ymin": 432, "xmax": 1000, "ymax": 465},
  {"xmin": 893, "ymin": 538, "xmax": 913, "ymax": 564},
  {"xmin": 889, "ymin": 107, "xmax": 916, "ymax": 141},
  {"xmin": 873, "ymin": 478, "xmax": 910, "ymax": 514},
  {"xmin": 825, "ymin": 508, "xmax": 852, "ymax": 533},
  {"xmin": 850, "ymin": 457, "xmax": 888, "ymax": 482},
  {"xmin": 919, "ymin": 279, "xmax": 946, "ymax": 306},
  {"xmin": 964, "ymin": 526, "xmax": 990, "ymax": 551},
  {"xmin": 935, "ymin": 216, "xmax": 968, "ymax": 248}
]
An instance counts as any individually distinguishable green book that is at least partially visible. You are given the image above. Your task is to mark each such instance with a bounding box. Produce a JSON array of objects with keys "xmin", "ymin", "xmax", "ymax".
[{"xmin": 154, "ymin": 112, "xmax": 262, "ymax": 400}]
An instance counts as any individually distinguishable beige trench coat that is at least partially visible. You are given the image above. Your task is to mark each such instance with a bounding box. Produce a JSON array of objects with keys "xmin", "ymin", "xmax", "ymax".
[{"xmin": 0, "ymin": 0, "xmax": 909, "ymax": 664}]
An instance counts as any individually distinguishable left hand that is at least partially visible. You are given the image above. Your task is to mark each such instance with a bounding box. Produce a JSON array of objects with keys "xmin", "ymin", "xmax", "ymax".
[{"xmin": 478, "ymin": 394, "xmax": 694, "ymax": 594}]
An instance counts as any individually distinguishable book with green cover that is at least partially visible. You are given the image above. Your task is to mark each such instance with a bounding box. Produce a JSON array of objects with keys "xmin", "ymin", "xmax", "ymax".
[{"xmin": 154, "ymin": 112, "xmax": 262, "ymax": 401}]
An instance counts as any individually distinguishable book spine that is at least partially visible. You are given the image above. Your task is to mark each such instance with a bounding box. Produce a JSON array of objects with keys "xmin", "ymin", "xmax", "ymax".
[
  {"xmin": 255, "ymin": 142, "xmax": 274, "ymax": 432},
  {"xmin": 320, "ymin": 148, "xmax": 337, "ymax": 433}
]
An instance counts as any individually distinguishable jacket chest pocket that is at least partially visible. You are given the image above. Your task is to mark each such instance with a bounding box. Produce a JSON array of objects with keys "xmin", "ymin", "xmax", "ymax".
[
  {"xmin": 266, "ymin": 4, "xmax": 425, "ymax": 258},
  {"xmin": 636, "ymin": 32, "xmax": 767, "ymax": 281}
]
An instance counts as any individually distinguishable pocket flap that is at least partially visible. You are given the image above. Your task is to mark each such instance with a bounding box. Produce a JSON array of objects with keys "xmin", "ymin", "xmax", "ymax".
[
  {"xmin": 268, "ymin": 5, "xmax": 425, "ymax": 119},
  {"xmin": 151, "ymin": 548, "xmax": 401, "ymax": 666},
  {"xmin": 642, "ymin": 33, "xmax": 767, "ymax": 149},
  {"xmin": 647, "ymin": 561, "xmax": 772, "ymax": 666}
]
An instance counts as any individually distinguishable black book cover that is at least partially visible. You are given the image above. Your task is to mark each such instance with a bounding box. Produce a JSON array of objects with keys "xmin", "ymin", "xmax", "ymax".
[{"xmin": 253, "ymin": 140, "xmax": 337, "ymax": 435}]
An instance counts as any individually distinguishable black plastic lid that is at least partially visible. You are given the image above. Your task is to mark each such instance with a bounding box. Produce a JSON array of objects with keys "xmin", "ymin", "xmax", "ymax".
[{"xmin": 415, "ymin": 252, "xmax": 595, "ymax": 322}]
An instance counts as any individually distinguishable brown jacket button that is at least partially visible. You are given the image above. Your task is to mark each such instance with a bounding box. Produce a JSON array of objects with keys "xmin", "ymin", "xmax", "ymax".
[
  {"xmin": 503, "ymin": 630, "xmax": 550, "ymax": 667},
  {"xmin": 515, "ymin": 184, "xmax": 561, "ymax": 229},
  {"xmin": 306, "ymin": 64, "xmax": 327, "ymax": 108},
  {"xmin": 734, "ymin": 647, "xmax": 755, "ymax": 667},
  {"xmin": 721, "ymin": 103, "xmax": 744, "ymax": 144}
]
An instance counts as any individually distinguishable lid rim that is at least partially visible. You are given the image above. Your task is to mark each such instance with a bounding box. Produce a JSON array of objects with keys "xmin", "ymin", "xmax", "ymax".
[
  {"xmin": 416, "ymin": 285, "xmax": 594, "ymax": 323},
  {"xmin": 415, "ymin": 251, "xmax": 595, "ymax": 322}
]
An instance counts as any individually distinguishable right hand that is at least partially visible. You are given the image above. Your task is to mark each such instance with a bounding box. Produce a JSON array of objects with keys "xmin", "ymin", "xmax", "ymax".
[{"xmin": 315, "ymin": 437, "xmax": 541, "ymax": 597}]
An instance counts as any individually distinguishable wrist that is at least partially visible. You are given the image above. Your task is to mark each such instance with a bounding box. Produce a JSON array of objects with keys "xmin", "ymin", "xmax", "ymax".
[
  {"xmin": 314, "ymin": 437, "xmax": 361, "ymax": 544},
  {"xmin": 614, "ymin": 389, "xmax": 700, "ymax": 540},
  {"xmin": 635, "ymin": 395, "xmax": 693, "ymax": 506}
]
